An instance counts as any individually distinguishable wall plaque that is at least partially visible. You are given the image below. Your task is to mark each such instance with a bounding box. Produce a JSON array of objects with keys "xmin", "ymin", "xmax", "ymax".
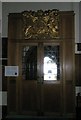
[{"xmin": 5, "ymin": 66, "xmax": 19, "ymax": 77}]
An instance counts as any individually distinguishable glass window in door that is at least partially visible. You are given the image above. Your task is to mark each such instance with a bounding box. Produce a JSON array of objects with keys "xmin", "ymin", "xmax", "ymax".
[
  {"xmin": 44, "ymin": 45, "xmax": 60, "ymax": 81},
  {"xmin": 22, "ymin": 46, "xmax": 37, "ymax": 80}
]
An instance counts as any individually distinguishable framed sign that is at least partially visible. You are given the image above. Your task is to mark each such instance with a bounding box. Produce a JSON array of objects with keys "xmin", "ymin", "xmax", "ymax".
[{"xmin": 5, "ymin": 66, "xmax": 19, "ymax": 77}]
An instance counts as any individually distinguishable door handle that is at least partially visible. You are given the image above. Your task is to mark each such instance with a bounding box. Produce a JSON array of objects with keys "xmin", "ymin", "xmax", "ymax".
[
  {"xmin": 37, "ymin": 76, "xmax": 44, "ymax": 84},
  {"xmin": 41, "ymin": 76, "xmax": 43, "ymax": 84},
  {"xmin": 37, "ymin": 76, "xmax": 40, "ymax": 84},
  {"xmin": 41, "ymin": 81, "xmax": 43, "ymax": 84}
]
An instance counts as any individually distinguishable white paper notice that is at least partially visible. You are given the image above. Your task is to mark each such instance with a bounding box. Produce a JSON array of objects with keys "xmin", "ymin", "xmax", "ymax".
[{"xmin": 5, "ymin": 66, "xmax": 19, "ymax": 76}]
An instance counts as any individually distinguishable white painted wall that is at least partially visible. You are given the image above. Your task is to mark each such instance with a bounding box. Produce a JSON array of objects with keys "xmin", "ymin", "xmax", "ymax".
[
  {"xmin": 73, "ymin": 2, "xmax": 79, "ymax": 43},
  {"xmin": 79, "ymin": 2, "xmax": 81, "ymax": 43},
  {"xmin": 0, "ymin": 1, "xmax": 2, "ymax": 34}
]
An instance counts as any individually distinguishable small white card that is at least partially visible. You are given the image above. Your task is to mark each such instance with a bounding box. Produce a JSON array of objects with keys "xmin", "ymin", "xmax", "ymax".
[
  {"xmin": 75, "ymin": 86, "xmax": 81, "ymax": 96},
  {"xmin": 5, "ymin": 66, "xmax": 19, "ymax": 77}
]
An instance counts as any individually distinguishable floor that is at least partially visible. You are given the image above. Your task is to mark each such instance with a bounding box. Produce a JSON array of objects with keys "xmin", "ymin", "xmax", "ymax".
[{"xmin": 2, "ymin": 107, "xmax": 81, "ymax": 120}]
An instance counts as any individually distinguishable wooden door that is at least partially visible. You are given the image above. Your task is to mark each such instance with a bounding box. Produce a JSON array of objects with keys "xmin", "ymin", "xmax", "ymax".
[
  {"xmin": 18, "ymin": 41, "xmax": 63, "ymax": 116},
  {"xmin": 41, "ymin": 42, "xmax": 63, "ymax": 116},
  {"xmin": 18, "ymin": 42, "xmax": 39, "ymax": 115}
]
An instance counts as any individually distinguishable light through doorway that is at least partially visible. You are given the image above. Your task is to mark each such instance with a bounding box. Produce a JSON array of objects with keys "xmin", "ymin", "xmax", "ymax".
[{"xmin": 43, "ymin": 45, "xmax": 60, "ymax": 81}]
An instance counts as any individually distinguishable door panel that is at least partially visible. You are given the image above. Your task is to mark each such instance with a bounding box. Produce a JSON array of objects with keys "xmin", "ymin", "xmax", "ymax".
[
  {"xmin": 19, "ymin": 43, "xmax": 39, "ymax": 115},
  {"xmin": 43, "ymin": 84, "xmax": 61, "ymax": 113},
  {"xmin": 22, "ymin": 80, "xmax": 38, "ymax": 115},
  {"xmin": 42, "ymin": 43, "xmax": 63, "ymax": 115}
]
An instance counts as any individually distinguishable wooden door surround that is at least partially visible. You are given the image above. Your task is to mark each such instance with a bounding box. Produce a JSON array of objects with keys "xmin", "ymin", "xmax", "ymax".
[{"xmin": 7, "ymin": 10, "xmax": 75, "ymax": 118}]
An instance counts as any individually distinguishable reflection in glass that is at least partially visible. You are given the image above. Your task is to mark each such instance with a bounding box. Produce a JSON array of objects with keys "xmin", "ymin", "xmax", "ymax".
[
  {"xmin": 44, "ymin": 46, "xmax": 60, "ymax": 80},
  {"xmin": 22, "ymin": 46, "xmax": 37, "ymax": 80}
]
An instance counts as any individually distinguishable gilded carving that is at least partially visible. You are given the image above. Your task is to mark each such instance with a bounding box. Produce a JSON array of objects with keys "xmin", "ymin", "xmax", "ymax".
[{"xmin": 22, "ymin": 9, "xmax": 59, "ymax": 39}]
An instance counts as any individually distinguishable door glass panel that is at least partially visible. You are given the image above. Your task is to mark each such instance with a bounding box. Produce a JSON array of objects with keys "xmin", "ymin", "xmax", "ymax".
[
  {"xmin": 22, "ymin": 46, "xmax": 37, "ymax": 80},
  {"xmin": 44, "ymin": 45, "xmax": 60, "ymax": 80}
]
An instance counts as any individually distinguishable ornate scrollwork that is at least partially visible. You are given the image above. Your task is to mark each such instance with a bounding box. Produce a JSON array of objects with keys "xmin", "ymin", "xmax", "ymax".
[{"xmin": 22, "ymin": 9, "xmax": 59, "ymax": 40}]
